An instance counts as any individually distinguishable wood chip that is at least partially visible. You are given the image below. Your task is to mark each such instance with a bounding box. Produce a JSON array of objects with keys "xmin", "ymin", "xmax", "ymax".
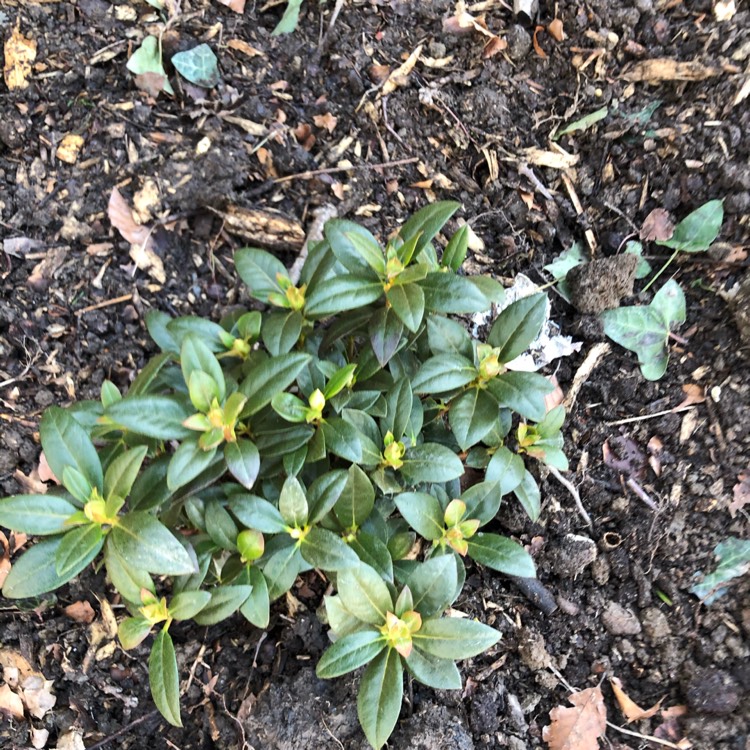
[
  {"xmin": 215, "ymin": 205, "xmax": 305, "ymax": 251},
  {"xmin": 622, "ymin": 58, "xmax": 722, "ymax": 82}
]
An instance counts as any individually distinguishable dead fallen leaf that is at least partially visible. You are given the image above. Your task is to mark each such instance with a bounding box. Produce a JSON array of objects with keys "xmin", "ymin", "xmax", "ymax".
[
  {"xmin": 0, "ymin": 683, "xmax": 24, "ymax": 720},
  {"xmin": 673, "ymin": 384, "xmax": 706, "ymax": 411},
  {"xmin": 548, "ymin": 18, "xmax": 565, "ymax": 42},
  {"xmin": 544, "ymin": 374, "xmax": 565, "ymax": 412},
  {"xmin": 381, "ymin": 44, "xmax": 423, "ymax": 96},
  {"xmin": 27, "ymin": 247, "xmax": 69, "ymax": 293},
  {"xmin": 640, "ymin": 208, "xmax": 674, "ymax": 242},
  {"xmin": 647, "ymin": 435, "xmax": 664, "ymax": 477},
  {"xmin": 714, "ymin": 0, "xmax": 736, "ymax": 21},
  {"xmin": 533, "ymin": 26, "xmax": 548, "ymax": 59},
  {"xmin": 31, "ymin": 726, "xmax": 49, "ymax": 749},
  {"xmin": 37, "ymin": 451, "xmax": 59, "ymax": 484},
  {"xmin": 729, "ymin": 470, "xmax": 750, "ymax": 518},
  {"xmin": 134, "ymin": 71, "xmax": 170, "ymax": 98},
  {"xmin": 313, "ymin": 112, "xmax": 338, "ymax": 134},
  {"xmin": 443, "ymin": 3, "xmax": 506, "ymax": 58},
  {"xmin": 129, "ymin": 242, "xmax": 166, "ymax": 284},
  {"xmin": 603, "ymin": 435, "xmax": 647, "ymax": 479},
  {"xmin": 12, "ymin": 466, "xmax": 48, "ymax": 495},
  {"xmin": 20, "ymin": 675, "xmax": 56, "ymax": 719},
  {"xmin": 64, "ymin": 600, "xmax": 96, "ymax": 624},
  {"xmin": 610, "ymin": 676, "xmax": 664, "ymax": 722},
  {"xmin": 543, "ymin": 686, "xmax": 607, "ymax": 750},
  {"xmin": 56, "ymin": 134, "xmax": 85, "ymax": 164},
  {"xmin": 519, "ymin": 147, "xmax": 579, "ymax": 170},
  {"xmin": 622, "ymin": 58, "xmax": 721, "ymax": 82},
  {"xmin": 3, "ymin": 237, "xmax": 45, "ymax": 258},
  {"xmin": 4, "ymin": 23, "xmax": 37, "ymax": 91},
  {"xmin": 56, "ymin": 729, "xmax": 86, "ymax": 750},
  {"xmin": 217, "ymin": 0, "xmax": 246, "ymax": 12},
  {"xmin": 108, "ymin": 188, "xmax": 154, "ymax": 249}
]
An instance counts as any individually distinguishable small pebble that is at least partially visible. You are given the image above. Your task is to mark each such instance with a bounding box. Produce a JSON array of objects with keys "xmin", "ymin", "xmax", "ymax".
[
  {"xmin": 602, "ymin": 601, "xmax": 642, "ymax": 635},
  {"xmin": 505, "ymin": 25, "xmax": 532, "ymax": 61},
  {"xmin": 686, "ymin": 668, "xmax": 741, "ymax": 715}
]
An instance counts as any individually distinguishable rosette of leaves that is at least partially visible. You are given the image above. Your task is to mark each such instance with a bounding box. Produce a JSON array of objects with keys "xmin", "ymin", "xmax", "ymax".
[
  {"xmin": 0, "ymin": 202, "xmax": 568, "ymax": 744},
  {"xmin": 317, "ymin": 559, "xmax": 500, "ymax": 750}
]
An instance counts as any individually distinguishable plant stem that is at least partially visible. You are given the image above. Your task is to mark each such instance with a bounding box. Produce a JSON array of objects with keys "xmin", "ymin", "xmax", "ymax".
[{"xmin": 642, "ymin": 247, "xmax": 679, "ymax": 293}]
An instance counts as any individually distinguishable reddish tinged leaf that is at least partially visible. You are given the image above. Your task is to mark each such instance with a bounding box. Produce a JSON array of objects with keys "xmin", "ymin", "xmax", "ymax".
[
  {"xmin": 640, "ymin": 208, "xmax": 675, "ymax": 242},
  {"xmin": 216, "ymin": 0, "xmax": 246, "ymax": 12},
  {"xmin": 64, "ymin": 600, "xmax": 96, "ymax": 624},
  {"xmin": 610, "ymin": 677, "xmax": 663, "ymax": 722},
  {"xmin": 533, "ymin": 26, "xmax": 548, "ymax": 59},
  {"xmin": 543, "ymin": 686, "xmax": 607, "ymax": 750},
  {"xmin": 108, "ymin": 188, "xmax": 154, "ymax": 250}
]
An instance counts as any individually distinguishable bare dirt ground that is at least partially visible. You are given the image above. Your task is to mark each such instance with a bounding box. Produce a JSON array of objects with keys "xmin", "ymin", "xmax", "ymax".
[{"xmin": 1, "ymin": 1, "xmax": 749, "ymax": 748}]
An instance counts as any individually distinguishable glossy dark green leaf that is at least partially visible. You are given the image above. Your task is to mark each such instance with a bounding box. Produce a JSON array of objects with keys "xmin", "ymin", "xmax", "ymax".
[
  {"xmin": 486, "ymin": 372, "xmax": 553, "ymax": 422},
  {"xmin": 426, "ymin": 314, "xmax": 473, "ymax": 359},
  {"xmin": 205, "ymin": 501, "xmax": 238, "ymax": 551},
  {"xmin": 166, "ymin": 316, "xmax": 228, "ymax": 351},
  {"xmin": 168, "ymin": 590, "xmax": 211, "ymax": 621},
  {"xmin": 0, "ymin": 495, "xmax": 77, "ymax": 535},
  {"xmin": 393, "ymin": 492, "xmax": 444, "ymax": 541},
  {"xmin": 61, "ymin": 466, "xmax": 92, "ymax": 504},
  {"xmin": 317, "ymin": 629, "xmax": 385, "ymax": 678},
  {"xmin": 229, "ymin": 494, "xmax": 287, "ymax": 533},
  {"xmin": 106, "ymin": 396, "xmax": 193, "ymax": 440},
  {"xmin": 104, "ymin": 541, "xmax": 155, "ymax": 603},
  {"xmin": 180, "ymin": 336, "xmax": 225, "ymax": 402},
  {"xmin": 254, "ymin": 423, "xmax": 314, "ymax": 457},
  {"xmin": 419, "ymin": 272, "xmax": 491, "ymax": 314},
  {"xmin": 149, "ymin": 629, "xmax": 182, "ymax": 727},
  {"xmin": 321, "ymin": 418, "xmax": 380, "ymax": 465},
  {"xmin": 382, "ymin": 378, "xmax": 412, "ymax": 443},
  {"xmin": 261, "ymin": 310, "xmax": 304, "ymax": 355},
  {"xmin": 145, "ymin": 310, "xmax": 179, "ymax": 353},
  {"xmin": 240, "ymin": 566, "xmax": 270, "ymax": 628},
  {"xmin": 386, "ymin": 283, "xmax": 425, "ymax": 333},
  {"xmin": 193, "ymin": 585, "xmax": 252, "ymax": 625},
  {"xmin": 460, "ymin": 481, "xmax": 501, "ymax": 525},
  {"xmin": 2, "ymin": 537, "xmax": 72, "ymax": 598},
  {"xmin": 369, "ymin": 305, "xmax": 405, "ymax": 368},
  {"xmin": 110, "ymin": 512, "xmax": 196, "ymax": 575},
  {"xmin": 400, "ymin": 444, "xmax": 464, "ymax": 485},
  {"xmin": 413, "ymin": 617, "xmax": 500, "ymax": 659},
  {"xmin": 449, "ymin": 387, "xmax": 499, "ymax": 451},
  {"xmin": 441, "ymin": 224, "xmax": 469, "ymax": 271},
  {"xmin": 300, "ymin": 526, "xmax": 359, "ymax": 571},
  {"xmin": 278, "ymin": 476, "xmax": 308, "ymax": 527},
  {"xmin": 487, "ymin": 293, "xmax": 547, "ymax": 364},
  {"xmin": 307, "ymin": 470, "xmax": 348, "ymax": 525},
  {"xmin": 411, "ymin": 354, "xmax": 477, "ymax": 395},
  {"xmin": 405, "ymin": 648, "xmax": 461, "ymax": 689},
  {"xmin": 334, "ymin": 465, "xmax": 375, "ymax": 530},
  {"xmin": 325, "ymin": 219, "xmax": 386, "ymax": 275},
  {"xmin": 40, "ymin": 406, "xmax": 103, "ymax": 493},
  {"xmin": 224, "ymin": 439, "xmax": 260, "ymax": 491},
  {"xmin": 513, "ymin": 470, "xmax": 541, "ymax": 521},
  {"xmin": 235, "ymin": 247, "xmax": 287, "ymax": 302},
  {"xmin": 397, "ymin": 201, "xmax": 459, "ymax": 259},
  {"xmin": 485, "ymin": 446, "xmax": 525, "ymax": 495},
  {"xmin": 118, "ymin": 616, "xmax": 153, "ymax": 650},
  {"xmin": 357, "ymin": 648, "xmax": 403, "ymax": 750},
  {"xmin": 104, "ymin": 446, "xmax": 148, "ymax": 503},
  {"xmin": 239, "ymin": 352, "xmax": 311, "ymax": 415},
  {"xmin": 305, "ymin": 275, "xmax": 384, "ymax": 318},
  {"xmin": 262, "ymin": 543, "xmax": 304, "ymax": 601},
  {"xmin": 55, "ymin": 524, "xmax": 104, "ymax": 578},
  {"xmin": 271, "ymin": 392, "xmax": 308, "ymax": 423},
  {"xmin": 349, "ymin": 532, "xmax": 394, "ymax": 581},
  {"xmin": 467, "ymin": 532, "xmax": 536, "ymax": 577},
  {"xmin": 406, "ymin": 554, "xmax": 458, "ymax": 617},
  {"xmin": 167, "ymin": 439, "xmax": 218, "ymax": 491},
  {"xmin": 337, "ymin": 563, "xmax": 393, "ymax": 625}
]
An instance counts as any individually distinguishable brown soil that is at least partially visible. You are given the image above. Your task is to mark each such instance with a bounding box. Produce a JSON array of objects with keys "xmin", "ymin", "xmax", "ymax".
[{"xmin": 1, "ymin": 1, "xmax": 749, "ymax": 749}]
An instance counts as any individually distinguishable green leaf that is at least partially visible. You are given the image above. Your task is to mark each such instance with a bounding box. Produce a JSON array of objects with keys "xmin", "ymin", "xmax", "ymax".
[
  {"xmin": 335, "ymin": 465, "xmax": 375, "ymax": 530},
  {"xmin": 349, "ymin": 532, "xmax": 394, "ymax": 582},
  {"xmin": 543, "ymin": 242, "xmax": 586, "ymax": 300},
  {"xmin": 205, "ymin": 501, "xmax": 238, "ymax": 551},
  {"xmin": 690, "ymin": 537, "xmax": 750, "ymax": 604},
  {"xmin": 449, "ymin": 387, "xmax": 499, "ymax": 451},
  {"xmin": 229, "ymin": 494, "xmax": 287, "ymax": 533},
  {"xmin": 235, "ymin": 247, "xmax": 287, "ymax": 302},
  {"xmin": 405, "ymin": 648, "xmax": 462, "ymax": 690},
  {"xmin": 406, "ymin": 554, "xmax": 460, "ymax": 618},
  {"xmin": 554, "ymin": 106, "xmax": 608, "ymax": 139},
  {"xmin": 411, "ymin": 354, "xmax": 477, "ymax": 394},
  {"xmin": 145, "ymin": 310, "xmax": 179, "ymax": 352},
  {"xmin": 0, "ymin": 495, "xmax": 77, "ymax": 535},
  {"xmin": 337, "ymin": 563, "xmax": 393, "ymax": 625},
  {"xmin": 383, "ymin": 378, "xmax": 413, "ymax": 442},
  {"xmin": 128, "ymin": 351, "xmax": 175, "ymax": 395},
  {"xmin": 239, "ymin": 352, "xmax": 311, "ymax": 415},
  {"xmin": 62, "ymin": 467, "xmax": 92, "ymax": 504},
  {"xmin": 104, "ymin": 446, "xmax": 148, "ymax": 504},
  {"xmin": 369, "ymin": 306, "xmax": 405, "ymax": 368},
  {"xmin": 171, "ymin": 44, "xmax": 220, "ymax": 88},
  {"xmin": 467, "ymin": 533, "xmax": 536, "ymax": 577},
  {"xmin": 651, "ymin": 278, "xmax": 687, "ymax": 328},
  {"xmin": 272, "ymin": 0, "xmax": 303, "ymax": 34},
  {"xmin": 118, "ymin": 617, "xmax": 153, "ymax": 650},
  {"xmin": 305, "ymin": 275, "xmax": 384, "ymax": 318},
  {"xmin": 486, "ymin": 372, "xmax": 552, "ymax": 422},
  {"xmin": 100, "ymin": 381, "xmax": 121, "ymax": 408},
  {"xmin": 487, "ymin": 294, "xmax": 547, "ymax": 364},
  {"xmin": 513, "ymin": 470, "xmax": 541, "ymax": 521},
  {"xmin": 300, "ymin": 527, "xmax": 360, "ymax": 571},
  {"xmin": 307, "ymin": 470, "xmax": 348, "ymax": 524},
  {"xmin": 317, "ymin": 630, "xmax": 385, "ymax": 678},
  {"xmin": 321, "ymin": 418, "xmax": 380, "ymax": 465},
  {"xmin": 393, "ymin": 493, "xmax": 444, "ymax": 541},
  {"xmin": 2, "ymin": 537, "xmax": 73, "ymax": 598},
  {"xmin": 168, "ymin": 591, "xmax": 211, "ymax": 621},
  {"xmin": 413, "ymin": 617, "xmax": 500, "ymax": 659},
  {"xmin": 460, "ymin": 481, "xmax": 502, "ymax": 525},
  {"xmin": 55, "ymin": 524, "xmax": 104, "ymax": 578},
  {"xmin": 262, "ymin": 543, "xmax": 304, "ymax": 601},
  {"xmin": 262, "ymin": 310, "xmax": 304, "ymax": 355},
  {"xmin": 441, "ymin": 225, "xmax": 469, "ymax": 271},
  {"xmin": 271, "ymin": 392, "xmax": 309, "ymax": 423},
  {"xmin": 386, "ymin": 283, "xmax": 425, "ymax": 333},
  {"xmin": 181, "ymin": 337, "xmax": 225, "ymax": 402},
  {"xmin": 167, "ymin": 316, "xmax": 229, "ymax": 351},
  {"xmin": 126, "ymin": 36, "xmax": 173, "ymax": 95},
  {"xmin": 419, "ymin": 272, "xmax": 491, "ymax": 314},
  {"xmin": 398, "ymin": 201, "xmax": 460, "ymax": 259},
  {"xmin": 106, "ymin": 396, "xmax": 193, "ymax": 440},
  {"xmin": 167, "ymin": 439, "xmax": 219, "ymax": 491},
  {"xmin": 400, "ymin": 444, "xmax": 464, "ymax": 485},
  {"xmin": 41, "ymin": 406, "xmax": 103, "ymax": 493},
  {"xmin": 623, "ymin": 240, "xmax": 652, "ymax": 279},
  {"xmin": 325, "ymin": 219, "xmax": 385, "ymax": 275},
  {"xmin": 426, "ymin": 315, "xmax": 473, "ymax": 359},
  {"xmin": 127, "ymin": 457, "xmax": 170, "ymax": 512},
  {"xmin": 224, "ymin": 439, "xmax": 260, "ymax": 491},
  {"xmin": 149, "ymin": 630, "xmax": 182, "ymax": 727},
  {"xmin": 279, "ymin": 476, "xmax": 308, "ymax": 527},
  {"xmin": 485, "ymin": 446, "xmax": 525, "ymax": 495},
  {"xmin": 193, "ymin": 585, "xmax": 252, "ymax": 625},
  {"xmin": 110, "ymin": 512, "xmax": 196, "ymax": 575},
  {"xmin": 357, "ymin": 649, "xmax": 403, "ymax": 750},
  {"xmin": 104, "ymin": 542, "xmax": 155, "ymax": 603},
  {"xmin": 240, "ymin": 566, "xmax": 270, "ymax": 628},
  {"xmin": 659, "ymin": 200, "xmax": 723, "ymax": 252}
]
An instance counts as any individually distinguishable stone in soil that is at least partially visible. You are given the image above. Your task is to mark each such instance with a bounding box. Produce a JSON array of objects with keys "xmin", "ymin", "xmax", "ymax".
[
  {"xmin": 601, "ymin": 601, "xmax": 642, "ymax": 636},
  {"xmin": 686, "ymin": 668, "xmax": 742, "ymax": 716}
]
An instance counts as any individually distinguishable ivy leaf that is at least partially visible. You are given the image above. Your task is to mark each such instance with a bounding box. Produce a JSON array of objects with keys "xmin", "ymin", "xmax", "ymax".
[
  {"xmin": 690, "ymin": 537, "xmax": 750, "ymax": 605},
  {"xmin": 272, "ymin": 0, "xmax": 304, "ymax": 35},
  {"xmin": 658, "ymin": 200, "xmax": 723, "ymax": 253},
  {"xmin": 149, "ymin": 629, "xmax": 182, "ymax": 727},
  {"xmin": 357, "ymin": 649, "xmax": 403, "ymax": 750},
  {"xmin": 171, "ymin": 44, "xmax": 220, "ymax": 88},
  {"xmin": 126, "ymin": 36, "xmax": 174, "ymax": 95}
]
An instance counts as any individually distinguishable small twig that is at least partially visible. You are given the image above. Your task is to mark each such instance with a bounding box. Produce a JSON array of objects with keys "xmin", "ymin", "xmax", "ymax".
[
  {"xmin": 75, "ymin": 293, "xmax": 133, "ymax": 316},
  {"xmin": 602, "ymin": 201, "xmax": 640, "ymax": 234},
  {"xmin": 319, "ymin": 0, "xmax": 345, "ymax": 52},
  {"xmin": 563, "ymin": 342, "xmax": 610, "ymax": 411},
  {"xmin": 606, "ymin": 720, "xmax": 685, "ymax": 750},
  {"xmin": 505, "ymin": 575, "xmax": 558, "ymax": 615},
  {"xmin": 625, "ymin": 476, "xmax": 659, "ymax": 511},
  {"xmin": 86, "ymin": 710, "xmax": 162, "ymax": 750},
  {"xmin": 547, "ymin": 465, "xmax": 593, "ymax": 528},
  {"xmin": 288, "ymin": 204, "xmax": 338, "ymax": 285},
  {"xmin": 605, "ymin": 404, "xmax": 697, "ymax": 426},
  {"xmin": 519, "ymin": 164, "xmax": 554, "ymax": 201},
  {"xmin": 273, "ymin": 157, "xmax": 419, "ymax": 184}
]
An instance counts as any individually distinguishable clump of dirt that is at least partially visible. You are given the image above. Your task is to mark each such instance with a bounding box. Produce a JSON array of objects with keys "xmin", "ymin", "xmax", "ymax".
[{"xmin": 567, "ymin": 254, "xmax": 639, "ymax": 314}]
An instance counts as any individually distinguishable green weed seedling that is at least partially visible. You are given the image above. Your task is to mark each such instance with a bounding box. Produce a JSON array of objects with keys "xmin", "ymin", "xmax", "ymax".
[{"xmin": 0, "ymin": 202, "xmax": 566, "ymax": 748}]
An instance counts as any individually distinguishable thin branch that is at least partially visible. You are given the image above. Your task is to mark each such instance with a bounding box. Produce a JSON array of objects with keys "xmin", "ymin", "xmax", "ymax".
[
  {"xmin": 547, "ymin": 465, "xmax": 593, "ymax": 528},
  {"xmin": 274, "ymin": 157, "xmax": 419, "ymax": 184}
]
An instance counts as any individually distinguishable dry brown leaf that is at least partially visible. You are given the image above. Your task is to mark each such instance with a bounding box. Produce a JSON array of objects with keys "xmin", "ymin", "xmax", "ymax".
[
  {"xmin": 520, "ymin": 147, "xmax": 579, "ymax": 169},
  {"xmin": 30, "ymin": 726, "xmax": 49, "ymax": 749},
  {"xmin": 729, "ymin": 470, "xmax": 750, "ymax": 518},
  {"xmin": 217, "ymin": 0, "xmax": 246, "ymax": 12},
  {"xmin": 37, "ymin": 451, "xmax": 59, "ymax": 484},
  {"xmin": 4, "ymin": 24, "xmax": 37, "ymax": 91},
  {"xmin": 56, "ymin": 730, "xmax": 86, "ymax": 750},
  {"xmin": 483, "ymin": 36, "xmax": 507, "ymax": 58},
  {"xmin": 610, "ymin": 677, "xmax": 664, "ymax": 722},
  {"xmin": 544, "ymin": 374, "xmax": 565, "ymax": 412},
  {"xmin": 129, "ymin": 242, "xmax": 166, "ymax": 284},
  {"xmin": 20, "ymin": 675, "xmax": 56, "ymax": 719},
  {"xmin": 673, "ymin": 384, "xmax": 706, "ymax": 411},
  {"xmin": 134, "ymin": 72, "xmax": 170, "ymax": 98},
  {"xmin": 714, "ymin": 0, "xmax": 736, "ymax": 21},
  {"xmin": 548, "ymin": 18, "xmax": 565, "ymax": 41},
  {"xmin": 108, "ymin": 188, "xmax": 154, "ymax": 249},
  {"xmin": 56, "ymin": 134, "xmax": 85, "ymax": 164},
  {"xmin": 381, "ymin": 44, "xmax": 423, "ymax": 96},
  {"xmin": 12, "ymin": 466, "xmax": 48, "ymax": 495},
  {"xmin": 313, "ymin": 113, "xmax": 338, "ymax": 133},
  {"xmin": 622, "ymin": 58, "xmax": 721, "ymax": 82},
  {"xmin": 0, "ymin": 683, "xmax": 24, "ymax": 720},
  {"xmin": 27, "ymin": 247, "xmax": 69, "ymax": 293},
  {"xmin": 533, "ymin": 26, "xmax": 548, "ymax": 59},
  {"xmin": 640, "ymin": 208, "xmax": 674, "ymax": 242},
  {"xmin": 0, "ymin": 648, "xmax": 36, "ymax": 681},
  {"xmin": 227, "ymin": 38, "xmax": 263, "ymax": 57},
  {"xmin": 543, "ymin": 686, "xmax": 607, "ymax": 750},
  {"xmin": 64, "ymin": 600, "xmax": 96, "ymax": 624},
  {"xmin": 443, "ymin": 3, "xmax": 505, "ymax": 57}
]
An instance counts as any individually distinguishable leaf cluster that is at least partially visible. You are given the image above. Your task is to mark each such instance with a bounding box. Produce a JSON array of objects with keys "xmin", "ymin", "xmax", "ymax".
[{"xmin": 0, "ymin": 203, "xmax": 566, "ymax": 748}]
